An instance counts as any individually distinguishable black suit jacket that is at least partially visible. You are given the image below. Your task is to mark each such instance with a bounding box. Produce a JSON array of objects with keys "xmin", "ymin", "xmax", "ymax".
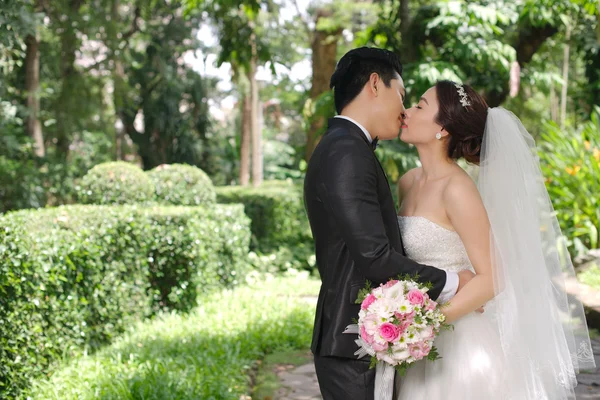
[{"xmin": 304, "ymin": 117, "xmax": 448, "ymax": 359}]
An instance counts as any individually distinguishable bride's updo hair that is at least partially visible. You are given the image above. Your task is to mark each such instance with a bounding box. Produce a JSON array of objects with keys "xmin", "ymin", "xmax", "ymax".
[{"xmin": 434, "ymin": 80, "xmax": 489, "ymax": 164}]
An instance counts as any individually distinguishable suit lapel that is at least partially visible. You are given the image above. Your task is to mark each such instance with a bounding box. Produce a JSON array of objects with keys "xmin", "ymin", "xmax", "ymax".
[
  {"xmin": 327, "ymin": 117, "xmax": 406, "ymax": 253},
  {"xmin": 373, "ymin": 149, "xmax": 406, "ymax": 254}
]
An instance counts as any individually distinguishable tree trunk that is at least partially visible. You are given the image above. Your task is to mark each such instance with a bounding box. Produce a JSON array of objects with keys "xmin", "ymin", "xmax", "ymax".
[
  {"xmin": 55, "ymin": 0, "xmax": 85, "ymax": 159},
  {"xmin": 240, "ymin": 93, "xmax": 251, "ymax": 186},
  {"xmin": 560, "ymin": 25, "xmax": 571, "ymax": 129},
  {"xmin": 250, "ymin": 33, "xmax": 263, "ymax": 187},
  {"xmin": 485, "ymin": 22, "xmax": 559, "ymax": 107},
  {"xmin": 305, "ymin": 8, "xmax": 342, "ymax": 162},
  {"xmin": 109, "ymin": 0, "xmax": 129, "ymax": 161},
  {"xmin": 114, "ymin": 62, "xmax": 126, "ymax": 161},
  {"xmin": 25, "ymin": 31, "xmax": 44, "ymax": 157},
  {"xmin": 398, "ymin": 0, "xmax": 415, "ymax": 63},
  {"xmin": 550, "ymin": 79, "xmax": 559, "ymax": 122}
]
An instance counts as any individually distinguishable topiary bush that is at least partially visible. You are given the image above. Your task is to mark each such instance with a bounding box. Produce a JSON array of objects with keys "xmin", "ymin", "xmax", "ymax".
[
  {"xmin": 76, "ymin": 161, "xmax": 154, "ymax": 205},
  {"xmin": 0, "ymin": 203, "xmax": 250, "ymax": 399},
  {"xmin": 147, "ymin": 163, "xmax": 216, "ymax": 206},
  {"xmin": 215, "ymin": 180, "xmax": 311, "ymax": 252}
]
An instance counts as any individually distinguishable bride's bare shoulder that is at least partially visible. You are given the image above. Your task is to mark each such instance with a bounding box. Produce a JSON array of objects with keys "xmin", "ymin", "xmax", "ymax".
[
  {"xmin": 397, "ymin": 167, "xmax": 422, "ymax": 193},
  {"xmin": 443, "ymin": 168, "xmax": 484, "ymax": 210}
]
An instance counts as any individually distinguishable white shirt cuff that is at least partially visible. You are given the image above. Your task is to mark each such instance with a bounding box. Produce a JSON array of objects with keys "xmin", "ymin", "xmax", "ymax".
[{"xmin": 438, "ymin": 271, "xmax": 459, "ymax": 304}]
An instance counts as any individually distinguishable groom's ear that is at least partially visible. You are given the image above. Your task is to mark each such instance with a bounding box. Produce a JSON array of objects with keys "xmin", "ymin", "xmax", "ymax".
[{"xmin": 368, "ymin": 73, "xmax": 381, "ymax": 97}]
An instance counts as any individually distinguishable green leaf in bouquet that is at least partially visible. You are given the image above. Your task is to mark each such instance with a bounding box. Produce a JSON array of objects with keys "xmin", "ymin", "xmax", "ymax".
[
  {"xmin": 396, "ymin": 272, "xmax": 420, "ymax": 282},
  {"xmin": 427, "ymin": 346, "xmax": 442, "ymax": 362},
  {"xmin": 395, "ymin": 363, "xmax": 409, "ymax": 376},
  {"xmin": 355, "ymin": 280, "xmax": 373, "ymax": 303},
  {"xmin": 369, "ymin": 357, "xmax": 378, "ymax": 370}
]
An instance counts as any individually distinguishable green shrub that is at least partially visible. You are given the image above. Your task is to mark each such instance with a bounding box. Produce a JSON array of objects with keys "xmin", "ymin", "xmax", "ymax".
[
  {"xmin": 215, "ymin": 180, "xmax": 312, "ymax": 253},
  {"xmin": 147, "ymin": 163, "xmax": 216, "ymax": 206},
  {"xmin": 77, "ymin": 161, "xmax": 154, "ymax": 205},
  {"xmin": 0, "ymin": 203, "xmax": 250, "ymax": 399},
  {"xmin": 539, "ymin": 110, "xmax": 600, "ymax": 257},
  {"xmin": 28, "ymin": 275, "xmax": 319, "ymax": 400}
]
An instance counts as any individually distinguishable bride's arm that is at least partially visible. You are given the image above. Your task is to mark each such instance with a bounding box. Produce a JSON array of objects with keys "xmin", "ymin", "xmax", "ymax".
[{"xmin": 441, "ymin": 174, "xmax": 494, "ymax": 323}]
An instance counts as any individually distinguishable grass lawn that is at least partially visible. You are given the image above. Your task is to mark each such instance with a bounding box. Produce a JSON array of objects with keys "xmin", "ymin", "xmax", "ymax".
[{"xmin": 28, "ymin": 271, "xmax": 320, "ymax": 400}]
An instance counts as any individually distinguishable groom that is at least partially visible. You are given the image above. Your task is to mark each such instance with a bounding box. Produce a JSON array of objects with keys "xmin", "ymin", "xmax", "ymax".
[{"xmin": 303, "ymin": 47, "xmax": 473, "ymax": 399}]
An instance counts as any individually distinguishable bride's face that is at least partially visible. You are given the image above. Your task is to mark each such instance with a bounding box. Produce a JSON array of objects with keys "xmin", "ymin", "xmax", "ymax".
[{"xmin": 400, "ymin": 87, "xmax": 443, "ymax": 145}]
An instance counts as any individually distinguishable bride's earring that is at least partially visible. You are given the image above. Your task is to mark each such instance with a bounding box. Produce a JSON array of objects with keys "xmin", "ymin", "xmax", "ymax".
[{"xmin": 435, "ymin": 132, "xmax": 442, "ymax": 140}]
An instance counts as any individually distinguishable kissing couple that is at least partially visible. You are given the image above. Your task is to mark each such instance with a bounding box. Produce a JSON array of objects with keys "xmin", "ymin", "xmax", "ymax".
[{"xmin": 304, "ymin": 47, "xmax": 595, "ymax": 400}]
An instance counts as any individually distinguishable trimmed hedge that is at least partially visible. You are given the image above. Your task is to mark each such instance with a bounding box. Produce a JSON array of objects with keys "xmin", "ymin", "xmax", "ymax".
[
  {"xmin": 0, "ymin": 204, "xmax": 250, "ymax": 399},
  {"xmin": 77, "ymin": 161, "xmax": 154, "ymax": 205},
  {"xmin": 147, "ymin": 163, "xmax": 216, "ymax": 206},
  {"xmin": 215, "ymin": 181, "xmax": 314, "ymax": 273},
  {"xmin": 215, "ymin": 181, "xmax": 312, "ymax": 252}
]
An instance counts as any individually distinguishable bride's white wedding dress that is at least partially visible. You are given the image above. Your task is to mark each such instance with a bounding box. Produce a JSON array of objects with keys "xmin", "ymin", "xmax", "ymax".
[{"xmin": 395, "ymin": 216, "xmax": 523, "ymax": 400}]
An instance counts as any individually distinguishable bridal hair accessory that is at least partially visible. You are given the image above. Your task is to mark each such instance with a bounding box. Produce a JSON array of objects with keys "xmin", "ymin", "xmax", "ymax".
[
  {"xmin": 435, "ymin": 132, "xmax": 442, "ymax": 140},
  {"xmin": 454, "ymin": 83, "xmax": 471, "ymax": 107}
]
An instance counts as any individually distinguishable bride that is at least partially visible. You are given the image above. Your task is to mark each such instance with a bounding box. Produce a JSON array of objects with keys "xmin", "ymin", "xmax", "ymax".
[{"xmin": 394, "ymin": 80, "xmax": 595, "ymax": 399}]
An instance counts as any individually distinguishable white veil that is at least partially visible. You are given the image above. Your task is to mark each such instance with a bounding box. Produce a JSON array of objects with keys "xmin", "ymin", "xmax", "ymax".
[{"xmin": 479, "ymin": 108, "xmax": 596, "ymax": 399}]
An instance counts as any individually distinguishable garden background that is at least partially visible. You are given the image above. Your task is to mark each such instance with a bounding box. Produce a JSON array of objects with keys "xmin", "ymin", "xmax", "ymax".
[{"xmin": 1, "ymin": 0, "xmax": 599, "ymax": 398}]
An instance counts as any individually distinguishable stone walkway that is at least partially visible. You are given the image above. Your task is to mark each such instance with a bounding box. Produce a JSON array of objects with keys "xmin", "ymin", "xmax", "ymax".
[
  {"xmin": 274, "ymin": 339, "xmax": 600, "ymax": 400},
  {"xmin": 575, "ymin": 338, "xmax": 600, "ymax": 399}
]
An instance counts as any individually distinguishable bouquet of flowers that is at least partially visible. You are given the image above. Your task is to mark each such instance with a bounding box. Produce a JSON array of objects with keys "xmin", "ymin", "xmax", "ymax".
[{"xmin": 345, "ymin": 277, "xmax": 450, "ymax": 376}]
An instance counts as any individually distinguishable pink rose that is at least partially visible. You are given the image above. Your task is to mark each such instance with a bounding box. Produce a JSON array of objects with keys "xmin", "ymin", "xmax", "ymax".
[
  {"xmin": 379, "ymin": 322, "xmax": 400, "ymax": 342},
  {"xmin": 409, "ymin": 342, "xmax": 431, "ymax": 360},
  {"xmin": 425, "ymin": 299, "xmax": 437, "ymax": 311},
  {"xmin": 361, "ymin": 294, "xmax": 376, "ymax": 310},
  {"xmin": 372, "ymin": 341, "xmax": 389, "ymax": 352},
  {"xmin": 383, "ymin": 279, "xmax": 398, "ymax": 289},
  {"xmin": 407, "ymin": 289, "xmax": 425, "ymax": 306},
  {"xmin": 360, "ymin": 325, "xmax": 374, "ymax": 344}
]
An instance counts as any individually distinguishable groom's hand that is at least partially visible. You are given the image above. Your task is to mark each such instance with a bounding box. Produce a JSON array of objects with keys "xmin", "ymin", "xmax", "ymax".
[
  {"xmin": 457, "ymin": 270, "xmax": 475, "ymax": 291},
  {"xmin": 457, "ymin": 270, "xmax": 485, "ymax": 313}
]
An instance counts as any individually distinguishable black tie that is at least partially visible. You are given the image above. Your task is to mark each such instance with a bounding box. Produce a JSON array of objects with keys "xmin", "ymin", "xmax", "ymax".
[{"xmin": 371, "ymin": 137, "xmax": 379, "ymax": 150}]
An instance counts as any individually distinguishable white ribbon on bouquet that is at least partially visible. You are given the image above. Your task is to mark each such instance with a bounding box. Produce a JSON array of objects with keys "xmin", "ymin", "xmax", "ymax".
[{"xmin": 344, "ymin": 324, "xmax": 396, "ymax": 400}]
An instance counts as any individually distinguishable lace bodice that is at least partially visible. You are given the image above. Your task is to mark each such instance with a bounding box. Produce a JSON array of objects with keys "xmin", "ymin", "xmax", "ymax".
[{"xmin": 398, "ymin": 216, "xmax": 473, "ymax": 273}]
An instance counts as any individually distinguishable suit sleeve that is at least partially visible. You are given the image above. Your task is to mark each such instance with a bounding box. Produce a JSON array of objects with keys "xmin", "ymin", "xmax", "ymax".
[{"xmin": 319, "ymin": 137, "xmax": 447, "ymax": 300}]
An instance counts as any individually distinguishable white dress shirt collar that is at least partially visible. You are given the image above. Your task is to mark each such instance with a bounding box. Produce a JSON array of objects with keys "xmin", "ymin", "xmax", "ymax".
[{"xmin": 334, "ymin": 115, "xmax": 373, "ymax": 143}]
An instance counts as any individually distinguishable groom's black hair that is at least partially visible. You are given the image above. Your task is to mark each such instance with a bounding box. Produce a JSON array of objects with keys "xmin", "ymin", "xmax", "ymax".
[{"xmin": 329, "ymin": 47, "xmax": 403, "ymax": 114}]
